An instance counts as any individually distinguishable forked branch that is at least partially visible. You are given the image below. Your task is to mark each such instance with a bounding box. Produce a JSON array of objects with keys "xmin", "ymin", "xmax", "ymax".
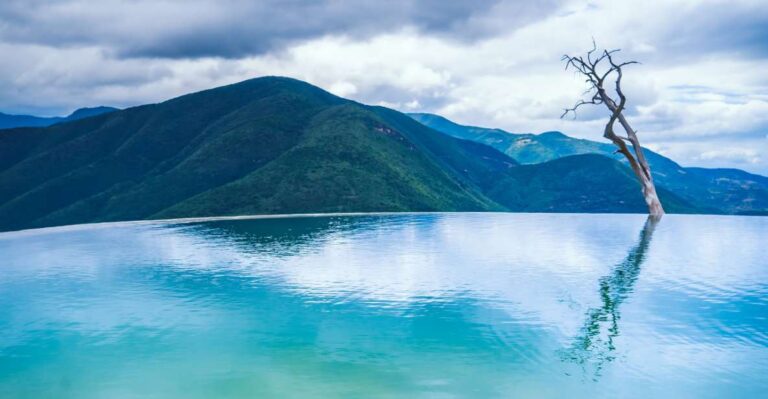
[{"xmin": 561, "ymin": 43, "xmax": 665, "ymax": 216}]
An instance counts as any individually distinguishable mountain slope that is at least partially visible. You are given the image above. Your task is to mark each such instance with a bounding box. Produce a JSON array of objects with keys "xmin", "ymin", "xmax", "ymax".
[
  {"xmin": 146, "ymin": 103, "xmax": 512, "ymax": 220},
  {"xmin": 409, "ymin": 113, "xmax": 604, "ymax": 164},
  {"xmin": 490, "ymin": 154, "xmax": 696, "ymax": 213},
  {"xmin": 0, "ymin": 106, "xmax": 118, "ymax": 129},
  {"xmin": 0, "ymin": 77, "xmax": 512, "ymax": 231},
  {"xmin": 410, "ymin": 113, "xmax": 768, "ymax": 214},
  {"xmin": 0, "ymin": 77, "xmax": 703, "ymax": 232}
]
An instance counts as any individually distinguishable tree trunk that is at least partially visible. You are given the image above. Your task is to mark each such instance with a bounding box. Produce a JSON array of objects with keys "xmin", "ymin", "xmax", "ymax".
[
  {"xmin": 601, "ymin": 90, "xmax": 665, "ymax": 217},
  {"xmin": 640, "ymin": 175, "xmax": 664, "ymax": 217},
  {"xmin": 562, "ymin": 46, "xmax": 667, "ymax": 216},
  {"xmin": 612, "ymin": 134, "xmax": 665, "ymax": 217},
  {"xmin": 616, "ymin": 113, "xmax": 665, "ymax": 217}
]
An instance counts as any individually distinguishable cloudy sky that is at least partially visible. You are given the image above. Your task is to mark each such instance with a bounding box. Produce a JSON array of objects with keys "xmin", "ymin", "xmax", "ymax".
[{"xmin": 1, "ymin": 0, "xmax": 767, "ymax": 174}]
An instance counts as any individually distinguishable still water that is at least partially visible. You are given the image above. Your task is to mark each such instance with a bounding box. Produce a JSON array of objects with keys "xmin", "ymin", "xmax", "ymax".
[{"xmin": 0, "ymin": 213, "xmax": 766, "ymax": 398}]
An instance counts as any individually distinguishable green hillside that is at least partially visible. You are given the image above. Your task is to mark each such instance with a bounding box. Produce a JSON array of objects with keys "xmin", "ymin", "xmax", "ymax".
[
  {"xmin": 490, "ymin": 154, "xmax": 696, "ymax": 213},
  {"xmin": 0, "ymin": 78, "xmax": 500, "ymax": 231},
  {"xmin": 410, "ymin": 113, "xmax": 768, "ymax": 214},
  {"xmin": 0, "ymin": 77, "xmax": 701, "ymax": 232}
]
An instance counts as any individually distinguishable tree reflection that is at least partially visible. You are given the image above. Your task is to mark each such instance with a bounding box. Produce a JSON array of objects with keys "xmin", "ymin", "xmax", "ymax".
[{"xmin": 561, "ymin": 215, "xmax": 660, "ymax": 379}]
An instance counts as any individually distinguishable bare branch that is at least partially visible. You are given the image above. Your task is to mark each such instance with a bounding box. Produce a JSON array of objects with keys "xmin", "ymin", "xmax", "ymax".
[
  {"xmin": 586, "ymin": 38, "xmax": 597, "ymax": 66},
  {"xmin": 561, "ymin": 98, "xmax": 601, "ymax": 119},
  {"xmin": 561, "ymin": 41, "xmax": 665, "ymax": 216}
]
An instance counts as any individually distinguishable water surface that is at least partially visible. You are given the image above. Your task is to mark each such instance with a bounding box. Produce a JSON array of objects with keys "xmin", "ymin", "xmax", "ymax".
[{"xmin": 1, "ymin": 213, "xmax": 766, "ymax": 398}]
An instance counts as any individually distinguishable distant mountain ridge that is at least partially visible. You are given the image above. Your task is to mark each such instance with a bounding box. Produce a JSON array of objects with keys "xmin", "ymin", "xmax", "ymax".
[
  {"xmin": 409, "ymin": 113, "xmax": 768, "ymax": 214},
  {"xmin": 0, "ymin": 106, "xmax": 118, "ymax": 129},
  {"xmin": 0, "ymin": 77, "xmax": 699, "ymax": 232}
]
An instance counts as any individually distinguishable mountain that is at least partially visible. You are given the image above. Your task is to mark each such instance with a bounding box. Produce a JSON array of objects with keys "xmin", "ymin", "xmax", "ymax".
[
  {"xmin": 64, "ymin": 106, "xmax": 119, "ymax": 121},
  {"xmin": 410, "ymin": 113, "xmax": 768, "ymax": 214},
  {"xmin": 0, "ymin": 106, "xmax": 118, "ymax": 129},
  {"xmin": 490, "ymin": 154, "xmax": 695, "ymax": 213},
  {"xmin": 408, "ymin": 113, "xmax": 611, "ymax": 164},
  {"xmin": 0, "ymin": 77, "xmax": 701, "ymax": 232}
]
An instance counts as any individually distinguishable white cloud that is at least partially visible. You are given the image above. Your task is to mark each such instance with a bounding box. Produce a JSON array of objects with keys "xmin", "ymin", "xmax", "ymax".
[
  {"xmin": 328, "ymin": 81, "xmax": 358, "ymax": 97},
  {"xmin": 696, "ymin": 148, "xmax": 761, "ymax": 165},
  {"xmin": 0, "ymin": 0, "xmax": 767, "ymax": 174}
]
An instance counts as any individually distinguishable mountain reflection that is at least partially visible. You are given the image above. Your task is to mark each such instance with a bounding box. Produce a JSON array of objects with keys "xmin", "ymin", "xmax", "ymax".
[
  {"xmin": 180, "ymin": 215, "xmax": 383, "ymax": 255},
  {"xmin": 3, "ymin": 213, "xmax": 767, "ymax": 397},
  {"xmin": 561, "ymin": 215, "xmax": 660, "ymax": 378}
]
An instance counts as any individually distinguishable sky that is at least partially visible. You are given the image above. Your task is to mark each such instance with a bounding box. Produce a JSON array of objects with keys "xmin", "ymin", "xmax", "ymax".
[{"xmin": 1, "ymin": 0, "xmax": 767, "ymax": 174}]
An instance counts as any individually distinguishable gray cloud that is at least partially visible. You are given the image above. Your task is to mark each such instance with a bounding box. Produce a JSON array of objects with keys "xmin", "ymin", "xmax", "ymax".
[
  {"xmin": 0, "ymin": 0, "xmax": 561, "ymax": 59},
  {"xmin": 662, "ymin": 2, "xmax": 768, "ymax": 59},
  {"xmin": 0, "ymin": 0, "xmax": 766, "ymax": 174}
]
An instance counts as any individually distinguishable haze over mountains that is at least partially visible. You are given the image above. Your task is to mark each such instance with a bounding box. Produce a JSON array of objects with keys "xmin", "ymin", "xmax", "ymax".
[
  {"xmin": 0, "ymin": 107, "xmax": 118, "ymax": 129},
  {"xmin": 0, "ymin": 77, "xmax": 764, "ymax": 232}
]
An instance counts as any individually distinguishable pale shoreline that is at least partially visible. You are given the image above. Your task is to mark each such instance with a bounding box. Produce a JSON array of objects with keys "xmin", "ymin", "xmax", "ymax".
[
  {"xmin": 0, "ymin": 210, "xmax": 756, "ymax": 239},
  {"xmin": 0, "ymin": 211, "xmax": 447, "ymax": 239}
]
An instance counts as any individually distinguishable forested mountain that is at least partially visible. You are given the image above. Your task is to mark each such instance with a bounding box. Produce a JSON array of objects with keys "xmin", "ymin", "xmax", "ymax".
[
  {"xmin": 411, "ymin": 113, "xmax": 768, "ymax": 214},
  {"xmin": 0, "ymin": 77, "xmax": 700, "ymax": 231}
]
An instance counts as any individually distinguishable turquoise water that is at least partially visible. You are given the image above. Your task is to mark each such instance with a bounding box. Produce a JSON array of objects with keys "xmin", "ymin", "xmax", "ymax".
[{"xmin": 0, "ymin": 213, "xmax": 766, "ymax": 398}]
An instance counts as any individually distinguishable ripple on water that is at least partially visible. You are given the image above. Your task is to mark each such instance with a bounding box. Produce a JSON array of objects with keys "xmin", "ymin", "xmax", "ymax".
[{"xmin": 0, "ymin": 213, "xmax": 766, "ymax": 398}]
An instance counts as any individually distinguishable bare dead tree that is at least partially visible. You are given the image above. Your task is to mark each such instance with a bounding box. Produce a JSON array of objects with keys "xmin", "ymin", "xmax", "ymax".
[{"xmin": 561, "ymin": 42, "xmax": 665, "ymax": 216}]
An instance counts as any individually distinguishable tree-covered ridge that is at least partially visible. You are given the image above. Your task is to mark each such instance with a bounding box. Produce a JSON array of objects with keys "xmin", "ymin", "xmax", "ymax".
[
  {"xmin": 410, "ymin": 113, "xmax": 768, "ymax": 214},
  {"xmin": 0, "ymin": 77, "xmax": 702, "ymax": 232}
]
